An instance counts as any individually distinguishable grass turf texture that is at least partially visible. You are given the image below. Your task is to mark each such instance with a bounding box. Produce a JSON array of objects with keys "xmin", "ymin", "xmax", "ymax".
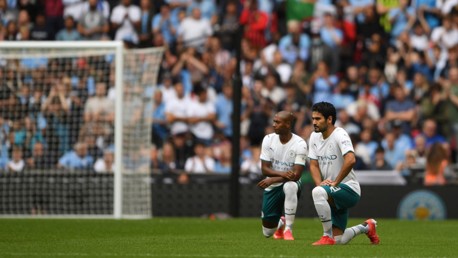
[{"xmin": 0, "ymin": 218, "xmax": 456, "ymax": 258}]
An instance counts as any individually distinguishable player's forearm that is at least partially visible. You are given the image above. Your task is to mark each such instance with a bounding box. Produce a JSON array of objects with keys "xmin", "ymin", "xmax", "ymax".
[
  {"xmin": 334, "ymin": 154, "xmax": 356, "ymax": 185},
  {"xmin": 310, "ymin": 170, "xmax": 322, "ymax": 186},
  {"xmin": 261, "ymin": 167, "xmax": 286, "ymax": 178},
  {"xmin": 269, "ymin": 176, "xmax": 287, "ymax": 184},
  {"xmin": 309, "ymin": 162, "xmax": 322, "ymax": 186}
]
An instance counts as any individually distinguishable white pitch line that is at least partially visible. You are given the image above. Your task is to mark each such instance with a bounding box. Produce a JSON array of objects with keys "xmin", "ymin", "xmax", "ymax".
[{"xmin": 5, "ymin": 253, "xmax": 298, "ymax": 258}]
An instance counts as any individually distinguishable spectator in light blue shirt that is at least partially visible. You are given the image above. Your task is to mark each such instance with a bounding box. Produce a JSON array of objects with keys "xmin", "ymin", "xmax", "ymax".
[
  {"xmin": 152, "ymin": 4, "xmax": 179, "ymax": 46},
  {"xmin": 278, "ymin": 20, "xmax": 310, "ymax": 65},
  {"xmin": 213, "ymin": 144, "xmax": 231, "ymax": 174},
  {"xmin": 0, "ymin": 116, "xmax": 9, "ymax": 171},
  {"xmin": 187, "ymin": 0, "xmax": 216, "ymax": 22},
  {"xmin": 152, "ymin": 90, "xmax": 168, "ymax": 148},
  {"xmin": 348, "ymin": 0, "xmax": 374, "ymax": 23},
  {"xmin": 55, "ymin": 16, "xmax": 81, "ymax": 41},
  {"xmin": 215, "ymin": 83, "xmax": 233, "ymax": 138},
  {"xmin": 388, "ymin": 0, "xmax": 416, "ymax": 39},
  {"xmin": 411, "ymin": 0, "xmax": 440, "ymax": 30},
  {"xmin": 331, "ymin": 79, "xmax": 355, "ymax": 110},
  {"xmin": 320, "ymin": 12, "xmax": 343, "ymax": 48},
  {"xmin": 58, "ymin": 142, "xmax": 94, "ymax": 170},
  {"xmin": 382, "ymin": 131, "xmax": 408, "ymax": 170}
]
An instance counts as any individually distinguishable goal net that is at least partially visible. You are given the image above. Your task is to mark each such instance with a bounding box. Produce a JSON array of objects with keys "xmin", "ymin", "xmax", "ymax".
[{"xmin": 0, "ymin": 42, "xmax": 163, "ymax": 218}]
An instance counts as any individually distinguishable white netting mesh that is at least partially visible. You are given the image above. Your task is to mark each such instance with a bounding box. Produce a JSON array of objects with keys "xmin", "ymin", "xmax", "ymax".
[
  {"xmin": 121, "ymin": 48, "xmax": 163, "ymax": 217},
  {"xmin": 0, "ymin": 43, "xmax": 163, "ymax": 218}
]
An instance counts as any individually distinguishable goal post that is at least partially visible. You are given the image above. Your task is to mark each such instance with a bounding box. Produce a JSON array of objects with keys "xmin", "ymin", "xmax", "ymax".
[{"xmin": 0, "ymin": 41, "xmax": 163, "ymax": 218}]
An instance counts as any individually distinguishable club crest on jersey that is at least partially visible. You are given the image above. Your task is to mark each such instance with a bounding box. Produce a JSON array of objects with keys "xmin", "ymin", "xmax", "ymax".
[{"xmin": 288, "ymin": 150, "xmax": 295, "ymax": 158}]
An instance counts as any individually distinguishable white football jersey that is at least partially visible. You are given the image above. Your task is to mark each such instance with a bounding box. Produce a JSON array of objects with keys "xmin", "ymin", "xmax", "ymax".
[
  {"xmin": 260, "ymin": 133, "xmax": 308, "ymax": 191},
  {"xmin": 308, "ymin": 127, "xmax": 361, "ymax": 196}
]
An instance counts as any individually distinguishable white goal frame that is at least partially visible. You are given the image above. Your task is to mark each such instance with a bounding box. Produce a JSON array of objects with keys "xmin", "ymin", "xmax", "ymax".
[{"xmin": 0, "ymin": 41, "xmax": 161, "ymax": 219}]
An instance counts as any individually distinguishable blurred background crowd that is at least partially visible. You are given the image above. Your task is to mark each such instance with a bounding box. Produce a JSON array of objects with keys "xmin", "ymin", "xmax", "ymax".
[{"xmin": 0, "ymin": 0, "xmax": 458, "ymax": 186}]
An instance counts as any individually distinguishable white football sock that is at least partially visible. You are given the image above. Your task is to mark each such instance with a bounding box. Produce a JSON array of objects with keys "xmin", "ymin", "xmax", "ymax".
[
  {"xmin": 277, "ymin": 217, "xmax": 284, "ymax": 230},
  {"xmin": 283, "ymin": 182, "xmax": 298, "ymax": 231},
  {"xmin": 336, "ymin": 224, "xmax": 367, "ymax": 244},
  {"xmin": 312, "ymin": 186, "xmax": 332, "ymax": 237},
  {"xmin": 262, "ymin": 226, "xmax": 276, "ymax": 238}
]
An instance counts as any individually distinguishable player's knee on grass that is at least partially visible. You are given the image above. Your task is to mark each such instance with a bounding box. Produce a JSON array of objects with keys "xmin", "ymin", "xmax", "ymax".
[
  {"xmin": 312, "ymin": 186, "xmax": 328, "ymax": 202},
  {"xmin": 283, "ymin": 181, "xmax": 298, "ymax": 196},
  {"xmin": 262, "ymin": 226, "xmax": 276, "ymax": 237}
]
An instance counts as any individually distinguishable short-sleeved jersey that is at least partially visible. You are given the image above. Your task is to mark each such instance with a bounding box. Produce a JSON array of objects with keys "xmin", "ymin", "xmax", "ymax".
[
  {"xmin": 260, "ymin": 133, "xmax": 308, "ymax": 191},
  {"xmin": 308, "ymin": 127, "xmax": 361, "ymax": 196}
]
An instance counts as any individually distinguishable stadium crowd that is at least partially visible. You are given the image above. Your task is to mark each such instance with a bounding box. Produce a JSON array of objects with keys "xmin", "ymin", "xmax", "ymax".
[{"xmin": 0, "ymin": 0, "xmax": 458, "ymax": 186}]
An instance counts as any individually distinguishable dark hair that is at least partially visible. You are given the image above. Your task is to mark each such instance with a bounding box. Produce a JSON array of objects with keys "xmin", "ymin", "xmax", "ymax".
[
  {"xmin": 426, "ymin": 143, "xmax": 447, "ymax": 173},
  {"xmin": 312, "ymin": 102, "xmax": 336, "ymax": 125},
  {"xmin": 375, "ymin": 146, "xmax": 385, "ymax": 154}
]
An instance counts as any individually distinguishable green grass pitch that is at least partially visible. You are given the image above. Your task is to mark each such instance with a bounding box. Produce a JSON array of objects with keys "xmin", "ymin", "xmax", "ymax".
[{"xmin": 0, "ymin": 218, "xmax": 457, "ymax": 258}]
